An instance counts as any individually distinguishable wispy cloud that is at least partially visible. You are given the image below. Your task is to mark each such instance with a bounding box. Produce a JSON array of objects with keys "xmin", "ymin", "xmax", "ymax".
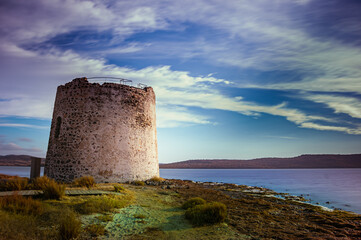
[
  {"xmin": 265, "ymin": 135, "xmax": 299, "ymax": 140},
  {"xmin": 157, "ymin": 105, "xmax": 212, "ymax": 128},
  {"xmin": 304, "ymin": 94, "xmax": 361, "ymax": 119},
  {"xmin": 0, "ymin": 140, "xmax": 43, "ymax": 155}
]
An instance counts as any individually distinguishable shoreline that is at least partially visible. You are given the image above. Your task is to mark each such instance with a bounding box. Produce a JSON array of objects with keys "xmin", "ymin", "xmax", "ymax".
[
  {"xmin": 1, "ymin": 166, "xmax": 361, "ymax": 214},
  {"xmin": 1, "ymin": 177, "xmax": 361, "ymax": 239},
  {"xmin": 187, "ymin": 180, "xmax": 345, "ymax": 213}
]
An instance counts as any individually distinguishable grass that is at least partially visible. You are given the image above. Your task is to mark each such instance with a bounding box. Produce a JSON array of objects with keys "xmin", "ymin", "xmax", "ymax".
[
  {"xmin": 73, "ymin": 176, "xmax": 96, "ymax": 188},
  {"xmin": 114, "ymin": 184, "xmax": 126, "ymax": 192},
  {"xmin": 75, "ymin": 194, "xmax": 131, "ymax": 214},
  {"xmin": 42, "ymin": 180, "xmax": 65, "ymax": 200},
  {"xmin": 0, "ymin": 210, "xmax": 56, "ymax": 240},
  {"xmin": 182, "ymin": 197, "xmax": 206, "ymax": 210},
  {"xmin": 0, "ymin": 178, "xmax": 29, "ymax": 191},
  {"xmin": 30, "ymin": 176, "xmax": 53, "ymax": 190},
  {"xmin": 185, "ymin": 202, "xmax": 227, "ymax": 226},
  {"xmin": 85, "ymin": 224, "xmax": 106, "ymax": 237},
  {"xmin": 59, "ymin": 211, "xmax": 81, "ymax": 240},
  {"xmin": 0, "ymin": 194, "xmax": 43, "ymax": 215},
  {"xmin": 0, "ymin": 182, "xmax": 134, "ymax": 239}
]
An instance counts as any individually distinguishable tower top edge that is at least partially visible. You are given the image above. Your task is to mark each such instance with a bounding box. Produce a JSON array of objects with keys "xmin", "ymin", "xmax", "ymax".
[{"xmin": 59, "ymin": 77, "xmax": 153, "ymax": 92}]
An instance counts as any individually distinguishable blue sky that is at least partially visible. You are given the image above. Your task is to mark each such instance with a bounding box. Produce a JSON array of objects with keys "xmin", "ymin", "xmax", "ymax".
[{"xmin": 0, "ymin": 0, "xmax": 360, "ymax": 162}]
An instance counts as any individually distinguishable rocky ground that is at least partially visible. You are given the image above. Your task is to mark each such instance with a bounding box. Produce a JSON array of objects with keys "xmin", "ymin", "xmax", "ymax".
[
  {"xmin": 86, "ymin": 179, "xmax": 361, "ymax": 239},
  {"xmin": 1, "ymin": 178, "xmax": 361, "ymax": 239}
]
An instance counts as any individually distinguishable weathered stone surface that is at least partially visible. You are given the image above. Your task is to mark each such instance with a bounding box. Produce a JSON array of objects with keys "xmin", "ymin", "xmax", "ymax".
[{"xmin": 44, "ymin": 77, "xmax": 158, "ymax": 183}]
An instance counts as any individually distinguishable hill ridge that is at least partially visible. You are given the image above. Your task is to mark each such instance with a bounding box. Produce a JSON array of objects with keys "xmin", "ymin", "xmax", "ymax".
[{"xmin": 160, "ymin": 154, "xmax": 361, "ymax": 169}]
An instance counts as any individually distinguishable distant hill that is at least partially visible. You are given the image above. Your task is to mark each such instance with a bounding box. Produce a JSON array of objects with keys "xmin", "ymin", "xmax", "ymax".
[
  {"xmin": 0, "ymin": 155, "xmax": 45, "ymax": 166},
  {"xmin": 160, "ymin": 154, "xmax": 361, "ymax": 169},
  {"xmin": 2, "ymin": 154, "xmax": 361, "ymax": 168}
]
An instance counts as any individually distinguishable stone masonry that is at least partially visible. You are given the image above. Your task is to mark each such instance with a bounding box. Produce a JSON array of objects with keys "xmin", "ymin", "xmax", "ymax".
[{"xmin": 45, "ymin": 77, "xmax": 159, "ymax": 182}]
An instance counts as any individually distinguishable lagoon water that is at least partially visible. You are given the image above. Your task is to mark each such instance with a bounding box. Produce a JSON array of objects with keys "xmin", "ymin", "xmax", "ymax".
[{"xmin": 1, "ymin": 166, "xmax": 360, "ymax": 214}]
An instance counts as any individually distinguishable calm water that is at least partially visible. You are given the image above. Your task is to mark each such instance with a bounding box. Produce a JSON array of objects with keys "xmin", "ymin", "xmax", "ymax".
[
  {"xmin": 160, "ymin": 168, "xmax": 361, "ymax": 214},
  {"xmin": 1, "ymin": 166, "xmax": 360, "ymax": 214}
]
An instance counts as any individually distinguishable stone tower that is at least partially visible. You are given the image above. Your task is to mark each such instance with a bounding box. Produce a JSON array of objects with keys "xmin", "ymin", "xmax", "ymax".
[{"xmin": 45, "ymin": 77, "xmax": 158, "ymax": 182}]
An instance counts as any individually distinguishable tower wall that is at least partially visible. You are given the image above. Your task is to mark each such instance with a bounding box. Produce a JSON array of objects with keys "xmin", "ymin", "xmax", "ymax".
[{"xmin": 45, "ymin": 78, "xmax": 158, "ymax": 182}]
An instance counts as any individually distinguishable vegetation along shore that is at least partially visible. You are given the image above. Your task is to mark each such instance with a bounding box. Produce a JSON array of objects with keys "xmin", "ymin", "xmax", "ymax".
[{"xmin": 0, "ymin": 174, "xmax": 360, "ymax": 239}]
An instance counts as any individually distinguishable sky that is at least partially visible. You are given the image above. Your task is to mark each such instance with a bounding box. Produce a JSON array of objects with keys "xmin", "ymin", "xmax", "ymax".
[{"xmin": 0, "ymin": 0, "xmax": 360, "ymax": 163}]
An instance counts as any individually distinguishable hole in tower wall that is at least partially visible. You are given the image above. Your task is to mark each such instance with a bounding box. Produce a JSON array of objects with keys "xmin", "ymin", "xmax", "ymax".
[{"xmin": 55, "ymin": 116, "xmax": 62, "ymax": 139}]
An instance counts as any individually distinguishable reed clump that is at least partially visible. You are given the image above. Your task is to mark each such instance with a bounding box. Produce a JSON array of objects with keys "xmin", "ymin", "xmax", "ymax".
[
  {"xmin": 73, "ymin": 176, "xmax": 96, "ymax": 188},
  {"xmin": 42, "ymin": 180, "xmax": 65, "ymax": 200},
  {"xmin": 30, "ymin": 176, "xmax": 53, "ymax": 190}
]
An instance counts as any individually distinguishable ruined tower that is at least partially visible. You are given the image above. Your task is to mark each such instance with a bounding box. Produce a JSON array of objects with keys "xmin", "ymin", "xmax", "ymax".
[{"xmin": 45, "ymin": 77, "xmax": 158, "ymax": 182}]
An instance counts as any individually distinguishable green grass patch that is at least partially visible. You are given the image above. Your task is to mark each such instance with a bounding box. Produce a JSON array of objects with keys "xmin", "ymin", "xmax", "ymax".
[
  {"xmin": 182, "ymin": 197, "xmax": 206, "ymax": 210},
  {"xmin": 75, "ymin": 194, "xmax": 131, "ymax": 214},
  {"xmin": 73, "ymin": 176, "xmax": 96, "ymax": 188},
  {"xmin": 185, "ymin": 202, "xmax": 227, "ymax": 226}
]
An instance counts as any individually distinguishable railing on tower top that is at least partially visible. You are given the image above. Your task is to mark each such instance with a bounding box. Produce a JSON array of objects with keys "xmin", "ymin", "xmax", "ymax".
[{"xmin": 87, "ymin": 77, "xmax": 148, "ymax": 89}]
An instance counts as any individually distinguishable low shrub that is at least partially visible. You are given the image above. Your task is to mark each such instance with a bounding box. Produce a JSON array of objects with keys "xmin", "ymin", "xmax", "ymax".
[
  {"xmin": 182, "ymin": 197, "xmax": 206, "ymax": 210},
  {"xmin": 75, "ymin": 195, "xmax": 128, "ymax": 214},
  {"xmin": 42, "ymin": 180, "xmax": 65, "ymax": 200},
  {"xmin": 0, "ymin": 194, "xmax": 43, "ymax": 215},
  {"xmin": 133, "ymin": 180, "xmax": 145, "ymax": 186},
  {"xmin": 85, "ymin": 224, "xmax": 106, "ymax": 237},
  {"xmin": 114, "ymin": 184, "xmax": 125, "ymax": 192},
  {"xmin": 30, "ymin": 176, "xmax": 53, "ymax": 190},
  {"xmin": 59, "ymin": 211, "xmax": 81, "ymax": 240},
  {"xmin": 0, "ymin": 178, "xmax": 29, "ymax": 191},
  {"xmin": 149, "ymin": 176, "xmax": 165, "ymax": 182},
  {"xmin": 73, "ymin": 176, "xmax": 96, "ymax": 188},
  {"xmin": 185, "ymin": 202, "xmax": 227, "ymax": 226}
]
